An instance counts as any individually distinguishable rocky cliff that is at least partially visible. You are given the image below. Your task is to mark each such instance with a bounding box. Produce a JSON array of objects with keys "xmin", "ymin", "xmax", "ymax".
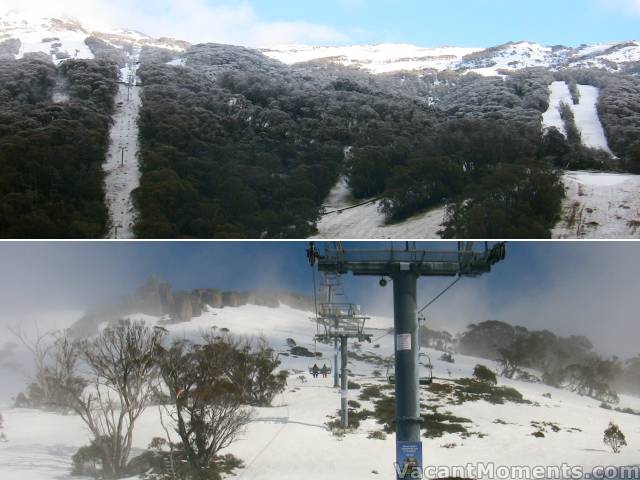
[{"xmin": 71, "ymin": 277, "xmax": 315, "ymax": 336}]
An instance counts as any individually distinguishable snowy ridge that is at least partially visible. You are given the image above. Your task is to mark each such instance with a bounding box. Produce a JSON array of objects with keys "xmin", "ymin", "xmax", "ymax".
[
  {"xmin": 1, "ymin": 303, "xmax": 640, "ymax": 479},
  {"xmin": 263, "ymin": 40, "xmax": 640, "ymax": 76},
  {"xmin": 0, "ymin": 14, "xmax": 189, "ymax": 64},
  {"xmin": 3, "ymin": 14, "xmax": 639, "ymax": 76},
  {"xmin": 260, "ymin": 43, "xmax": 482, "ymax": 74}
]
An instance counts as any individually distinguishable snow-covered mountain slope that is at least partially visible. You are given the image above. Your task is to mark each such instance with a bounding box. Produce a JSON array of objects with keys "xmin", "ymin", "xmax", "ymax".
[
  {"xmin": 0, "ymin": 13, "xmax": 189, "ymax": 65},
  {"xmin": 4, "ymin": 12, "xmax": 638, "ymax": 77},
  {"xmin": 260, "ymin": 43, "xmax": 482, "ymax": 74},
  {"xmin": 553, "ymin": 171, "xmax": 640, "ymax": 239},
  {"xmin": 2, "ymin": 303, "xmax": 640, "ymax": 480},
  {"xmin": 313, "ymin": 177, "xmax": 447, "ymax": 239},
  {"xmin": 263, "ymin": 40, "xmax": 640, "ymax": 76}
]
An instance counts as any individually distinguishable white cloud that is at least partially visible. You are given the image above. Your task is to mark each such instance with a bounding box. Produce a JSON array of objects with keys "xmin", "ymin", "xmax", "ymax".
[
  {"xmin": 599, "ymin": 0, "xmax": 640, "ymax": 15},
  {"xmin": 0, "ymin": 0, "xmax": 349, "ymax": 46}
]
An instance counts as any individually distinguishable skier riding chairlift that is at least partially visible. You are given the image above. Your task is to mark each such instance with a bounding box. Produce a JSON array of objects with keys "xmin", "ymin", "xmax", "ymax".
[
  {"xmin": 321, "ymin": 364, "xmax": 330, "ymax": 378},
  {"xmin": 311, "ymin": 363, "xmax": 320, "ymax": 378}
]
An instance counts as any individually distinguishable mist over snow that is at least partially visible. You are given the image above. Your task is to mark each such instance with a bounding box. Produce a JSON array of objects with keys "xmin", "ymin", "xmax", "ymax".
[{"xmin": 0, "ymin": 242, "xmax": 638, "ymax": 363}]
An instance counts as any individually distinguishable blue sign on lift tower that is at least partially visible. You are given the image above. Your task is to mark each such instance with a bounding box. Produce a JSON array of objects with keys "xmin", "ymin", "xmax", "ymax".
[{"xmin": 396, "ymin": 441, "xmax": 423, "ymax": 479}]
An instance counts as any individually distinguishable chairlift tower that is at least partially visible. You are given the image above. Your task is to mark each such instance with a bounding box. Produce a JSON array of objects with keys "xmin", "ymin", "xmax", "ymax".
[
  {"xmin": 318, "ymin": 273, "xmax": 345, "ymax": 388},
  {"xmin": 307, "ymin": 241, "xmax": 505, "ymax": 478},
  {"xmin": 313, "ymin": 276, "xmax": 372, "ymax": 429}
]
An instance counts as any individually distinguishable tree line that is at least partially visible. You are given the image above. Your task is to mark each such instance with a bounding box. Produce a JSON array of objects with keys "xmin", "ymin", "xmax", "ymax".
[{"xmin": 457, "ymin": 320, "xmax": 639, "ymax": 403}]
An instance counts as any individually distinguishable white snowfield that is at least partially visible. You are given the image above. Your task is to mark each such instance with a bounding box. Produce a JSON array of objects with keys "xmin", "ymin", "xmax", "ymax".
[
  {"xmin": 542, "ymin": 81, "xmax": 572, "ymax": 136},
  {"xmin": 313, "ymin": 177, "xmax": 447, "ymax": 239},
  {"xmin": 263, "ymin": 40, "xmax": 640, "ymax": 76},
  {"xmin": 542, "ymin": 81, "xmax": 614, "ymax": 154},
  {"xmin": 553, "ymin": 171, "xmax": 640, "ymax": 239},
  {"xmin": 260, "ymin": 43, "xmax": 482, "ymax": 74},
  {"xmin": 104, "ymin": 49, "xmax": 142, "ymax": 239},
  {"xmin": 1, "ymin": 304, "xmax": 640, "ymax": 480},
  {"xmin": 3, "ymin": 13, "xmax": 640, "ymax": 76},
  {"xmin": 0, "ymin": 13, "xmax": 187, "ymax": 63},
  {"xmin": 572, "ymin": 85, "xmax": 614, "ymax": 155}
]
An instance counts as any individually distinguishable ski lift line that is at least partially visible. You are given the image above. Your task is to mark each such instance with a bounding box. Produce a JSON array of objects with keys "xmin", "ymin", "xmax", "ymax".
[
  {"xmin": 417, "ymin": 275, "xmax": 462, "ymax": 315},
  {"xmin": 366, "ymin": 276, "xmax": 462, "ymax": 345},
  {"xmin": 371, "ymin": 328, "xmax": 395, "ymax": 343},
  {"xmin": 312, "ymin": 266, "xmax": 320, "ymax": 346},
  {"xmin": 236, "ymin": 389, "xmax": 291, "ymax": 478},
  {"xmin": 319, "ymin": 197, "xmax": 382, "ymax": 216}
]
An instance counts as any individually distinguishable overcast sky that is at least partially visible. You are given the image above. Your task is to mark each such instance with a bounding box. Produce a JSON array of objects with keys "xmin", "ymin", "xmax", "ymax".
[
  {"xmin": 1, "ymin": 0, "xmax": 639, "ymax": 46},
  {"xmin": 0, "ymin": 241, "xmax": 638, "ymax": 359}
]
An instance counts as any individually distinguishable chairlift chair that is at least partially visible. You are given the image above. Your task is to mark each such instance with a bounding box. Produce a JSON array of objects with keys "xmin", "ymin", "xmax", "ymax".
[{"xmin": 386, "ymin": 353, "xmax": 433, "ymax": 386}]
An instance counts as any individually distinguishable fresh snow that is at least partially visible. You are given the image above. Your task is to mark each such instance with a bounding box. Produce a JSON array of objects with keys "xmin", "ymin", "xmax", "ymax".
[
  {"xmin": 2, "ymin": 304, "xmax": 640, "ymax": 479},
  {"xmin": 0, "ymin": 14, "xmax": 187, "ymax": 64},
  {"xmin": 262, "ymin": 40, "xmax": 640, "ymax": 76},
  {"xmin": 104, "ymin": 49, "xmax": 142, "ymax": 239},
  {"xmin": 542, "ymin": 81, "xmax": 572, "ymax": 136},
  {"xmin": 261, "ymin": 43, "xmax": 482, "ymax": 74},
  {"xmin": 462, "ymin": 42, "xmax": 555, "ymax": 77},
  {"xmin": 572, "ymin": 85, "xmax": 614, "ymax": 155},
  {"xmin": 313, "ymin": 177, "xmax": 446, "ymax": 239},
  {"xmin": 543, "ymin": 81, "xmax": 614, "ymax": 155},
  {"xmin": 553, "ymin": 171, "xmax": 640, "ymax": 239}
]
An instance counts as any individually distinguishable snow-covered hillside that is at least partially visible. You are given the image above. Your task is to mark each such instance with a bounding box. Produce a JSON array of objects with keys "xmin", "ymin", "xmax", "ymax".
[
  {"xmin": 313, "ymin": 177, "xmax": 446, "ymax": 239},
  {"xmin": 263, "ymin": 40, "xmax": 640, "ymax": 76},
  {"xmin": 260, "ymin": 44, "xmax": 482, "ymax": 74},
  {"xmin": 0, "ymin": 13, "xmax": 188, "ymax": 64},
  {"xmin": 553, "ymin": 171, "xmax": 640, "ymax": 239},
  {"xmin": 2, "ymin": 303, "xmax": 639, "ymax": 479},
  {"xmin": 3, "ymin": 13, "xmax": 639, "ymax": 77}
]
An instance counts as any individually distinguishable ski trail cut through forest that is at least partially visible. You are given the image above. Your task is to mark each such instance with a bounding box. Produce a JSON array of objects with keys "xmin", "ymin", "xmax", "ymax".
[
  {"xmin": 542, "ymin": 81, "xmax": 614, "ymax": 155},
  {"xmin": 104, "ymin": 48, "xmax": 142, "ymax": 239}
]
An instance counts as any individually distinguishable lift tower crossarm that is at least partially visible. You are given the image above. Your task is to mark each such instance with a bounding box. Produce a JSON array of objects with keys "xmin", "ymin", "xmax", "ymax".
[{"xmin": 314, "ymin": 245, "xmax": 504, "ymax": 278}]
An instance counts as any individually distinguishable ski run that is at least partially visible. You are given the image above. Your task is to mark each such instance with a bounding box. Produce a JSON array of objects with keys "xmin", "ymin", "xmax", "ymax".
[
  {"xmin": 314, "ymin": 177, "xmax": 447, "ymax": 239},
  {"xmin": 103, "ymin": 49, "xmax": 142, "ymax": 239}
]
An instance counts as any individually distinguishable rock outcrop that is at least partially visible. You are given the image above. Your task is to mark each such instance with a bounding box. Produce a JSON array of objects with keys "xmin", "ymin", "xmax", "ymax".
[{"xmin": 71, "ymin": 277, "xmax": 315, "ymax": 335}]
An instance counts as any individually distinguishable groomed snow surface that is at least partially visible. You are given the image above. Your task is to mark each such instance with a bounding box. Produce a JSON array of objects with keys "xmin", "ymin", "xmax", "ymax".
[
  {"xmin": 542, "ymin": 81, "xmax": 613, "ymax": 154},
  {"xmin": 104, "ymin": 50, "xmax": 142, "ymax": 239},
  {"xmin": 553, "ymin": 171, "xmax": 640, "ymax": 239},
  {"xmin": 314, "ymin": 177, "xmax": 446, "ymax": 239},
  {"xmin": 542, "ymin": 81, "xmax": 572, "ymax": 137},
  {"xmin": 2, "ymin": 304, "xmax": 640, "ymax": 480}
]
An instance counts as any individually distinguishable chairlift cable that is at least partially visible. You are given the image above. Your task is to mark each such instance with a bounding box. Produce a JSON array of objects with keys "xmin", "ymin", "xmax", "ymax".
[
  {"xmin": 371, "ymin": 328, "xmax": 394, "ymax": 343},
  {"xmin": 312, "ymin": 266, "xmax": 320, "ymax": 357},
  {"xmin": 417, "ymin": 275, "xmax": 462, "ymax": 316}
]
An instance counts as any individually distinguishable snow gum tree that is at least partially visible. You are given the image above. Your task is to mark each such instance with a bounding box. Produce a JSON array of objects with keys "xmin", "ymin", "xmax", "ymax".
[
  {"xmin": 0, "ymin": 411, "xmax": 6, "ymax": 441},
  {"xmin": 55, "ymin": 320, "xmax": 166, "ymax": 478},
  {"xmin": 157, "ymin": 335, "xmax": 255, "ymax": 478},
  {"xmin": 603, "ymin": 422, "xmax": 627, "ymax": 453}
]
